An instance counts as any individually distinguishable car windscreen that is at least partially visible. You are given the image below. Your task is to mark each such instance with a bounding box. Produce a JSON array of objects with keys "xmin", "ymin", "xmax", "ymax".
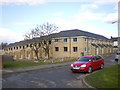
[{"xmin": 78, "ymin": 57, "xmax": 92, "ymax": 62}]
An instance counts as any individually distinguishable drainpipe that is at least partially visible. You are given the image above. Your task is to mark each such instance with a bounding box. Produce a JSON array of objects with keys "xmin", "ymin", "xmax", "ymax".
[
  {"xmin": 87, "ymin": 38, "xmax": 88, "ymax": 55},
  {"xmin": 69, "ymin": 37, "xmax": 71, "ymax": 58}
]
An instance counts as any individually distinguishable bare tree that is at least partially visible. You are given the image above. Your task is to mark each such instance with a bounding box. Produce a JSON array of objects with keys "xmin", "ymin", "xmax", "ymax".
[
  {"xmin": 24, "ymin": 22, "xmax": 58, "ymax": 61},
  {"xmin": 38, "ymin": 22, "xmax": 58, "ymax": 59}
]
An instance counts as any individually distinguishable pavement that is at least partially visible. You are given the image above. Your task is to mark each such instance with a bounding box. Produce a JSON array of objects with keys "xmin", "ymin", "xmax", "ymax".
[{"xmin": 1, "ymin": 53, "xmax": 119, "ymax": 88}]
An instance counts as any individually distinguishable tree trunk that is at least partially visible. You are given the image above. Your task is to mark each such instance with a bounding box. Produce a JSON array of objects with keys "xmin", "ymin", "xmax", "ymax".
[
  {"xmin": 34, "ymin": 49, "xmax": 39, "ymax": 61},
  {"xmin": 47, "ymin": 48, "xmax": 50, "ymax": 59}
]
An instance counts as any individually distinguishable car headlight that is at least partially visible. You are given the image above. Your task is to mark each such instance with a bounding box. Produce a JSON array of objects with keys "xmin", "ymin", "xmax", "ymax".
[
  {"xmin": 71, "ymin": 64, "xmax": 73, "ymax": 67},
  {"xmin": 80, "ymin": 64, "xmax": 86, "ymax": 67}
]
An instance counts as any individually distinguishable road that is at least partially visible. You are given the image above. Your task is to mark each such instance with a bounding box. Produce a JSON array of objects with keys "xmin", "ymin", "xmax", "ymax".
[
  {"xmin": 3, "ymin": 65, "xmax": 85, "ymax": 88},
  {"xmin": 2, "ymin": 55, "xmax": 118, "ymax": 88}
]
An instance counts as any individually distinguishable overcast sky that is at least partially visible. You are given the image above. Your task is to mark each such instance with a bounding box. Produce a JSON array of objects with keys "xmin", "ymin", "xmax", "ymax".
[{"xmin": 0, "ymin": 0, "xmax": 119, "ymax": 44}]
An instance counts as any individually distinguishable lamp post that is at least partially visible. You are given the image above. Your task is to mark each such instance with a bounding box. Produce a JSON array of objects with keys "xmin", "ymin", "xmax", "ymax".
[
  {"xmin": 112, "ymin": 1, "xmax": 120, "ymax": 52},
  {"xmin": 117, "ymin": 1, "xmax": 120, "ymax": 64}
]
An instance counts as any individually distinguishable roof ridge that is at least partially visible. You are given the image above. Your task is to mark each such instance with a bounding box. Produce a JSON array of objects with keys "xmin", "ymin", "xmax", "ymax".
[{"xmin": 59, "ymin": 29, "xmax": 108, "ymax": 39}]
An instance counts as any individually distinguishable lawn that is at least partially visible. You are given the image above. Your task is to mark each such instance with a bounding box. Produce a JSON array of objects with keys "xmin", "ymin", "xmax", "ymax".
[
  {"xmin": 3, "ymin": 59, "xmax": 75, "ymax": 68},
  {"xmin": 3, "ymin": 61, "xmax": 51, "ymax": 68},
  {"xmin": 85, "ymin": 64, "xmax": 119, "ymax": 88}
]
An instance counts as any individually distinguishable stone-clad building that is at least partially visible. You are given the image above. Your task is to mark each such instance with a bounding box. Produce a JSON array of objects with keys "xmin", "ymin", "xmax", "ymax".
[{"xmin": 3, "ymin": 29, "xmax": 113, "ymax": 61}]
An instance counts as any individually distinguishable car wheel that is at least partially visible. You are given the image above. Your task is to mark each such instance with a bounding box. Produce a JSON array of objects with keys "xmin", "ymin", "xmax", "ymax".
[
  {"xmin": 100, "ymin": 64, "xmax": 104, "ymax": 69},
  {"xmin": 88, "ymin": 66, "xmax": 92, "ymax": 73},
  {"xmin": 115, "ymin": 59, "xmax": 118, "ymax": 62}
]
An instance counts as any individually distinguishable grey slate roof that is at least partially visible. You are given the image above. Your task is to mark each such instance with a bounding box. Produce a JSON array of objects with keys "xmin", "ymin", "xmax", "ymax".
[
  {"xmin": 4, "ymin": 40, "xmax": 31, "ymax": 49},
  {"xmin": 4, "ymin": 38, "xmax": 44, "ymax": 49},
  {"xmin": 50, "ymin": 29, "xmax": 108, "ymax": 40},
  {"xmin": 4, "ymin": 29, "xmax": 109, "ymax": 49}
]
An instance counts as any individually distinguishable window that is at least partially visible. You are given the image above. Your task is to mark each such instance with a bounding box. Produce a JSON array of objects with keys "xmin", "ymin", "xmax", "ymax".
[
  {"xmin": 78, "ymin": 57, "xmax": 92, "ymax": 62},
  {"xmin": 44, "ymin": 41, "xmax": 46, "ymax": 44},
  {"xmin": 64, "ymin": 47, "xmax": 68, "ymax": 52},
  {"xmin": 84, "ymin": 47, "xmax": 87, "ymax": 52},
  {"xmin": 49, "ymin": 41, "xmax": 51, "ymax": 44},
  {"xmin": 20, "ymin": 51, "xmax": 22, "ymax": 59},
  {"xmin": 64, "ymin": 38, "xmax": 67, "ymax": 42},
  {"xmin": 55, "ymin": 47, "xmax": 59, "ymax": 51},
  {"xmin": 102, "ymin": 48, "xmax": 104, "ymax": 54},
  {"xmin": 96, "ymin": 48, "xmax": 99, "ymax": 55},
  {"xmin": 30, "ymin": 44, "xmax": 33, "ymax": 48},
  {"xmin": 92, "ymin": 57, "xmax": 96, "ymax": 60},
  {"xmin": 73, "ymin": 38, "xmax": 77, "ymax": 42},
  {"xmin": 23, "ymin": 46, "xmax": 25, "ymax": 49},
  {"xmin": 26, "ymin": 51, "xmax": 29, "ymax": 57},
  {"xmin": 27, "ymin": 44, "xmax": 29, "ymax": 47},
  {"xmin": 73, "ymin": 47, "xmax": 78, "ymax": 52},
  {"xmin": 88, "ymin": 39, "xmax": 91, "ymax": 43},
  {"xmin": 85, "ymin": 38, "xmax": 87, "ymax": 42},
  {"xmin": 88, "ymin": 47, "xmax": 90, "ymax": 52},
  {"xmin": 95, "ymin": 56, "xmax": 102, "ymax": 60},
  {"xmin": 54, "ymin": 39, "xmax": 58, "ymax": 42},
  {"xmin": 94, "ymin": 40, "xmax": 96, "ymax": 43}
]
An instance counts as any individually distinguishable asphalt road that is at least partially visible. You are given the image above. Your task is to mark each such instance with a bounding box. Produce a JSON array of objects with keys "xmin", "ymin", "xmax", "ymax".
[
  {"xmin": 3, "ymin": 65, "xmax": 85, "ymax": 88},
  {"xmin": 2, "ymin": 55, "xmax": 118, "ymax": 88}
]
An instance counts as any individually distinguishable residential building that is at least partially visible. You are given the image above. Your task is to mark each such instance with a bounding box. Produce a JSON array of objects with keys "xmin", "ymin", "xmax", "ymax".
[{"xmin": 3, "ymin": 29, "xmax": 113, "ymax": 60}]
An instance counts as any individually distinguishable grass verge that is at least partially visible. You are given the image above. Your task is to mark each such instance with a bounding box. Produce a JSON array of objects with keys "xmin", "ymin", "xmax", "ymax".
[
  {"xmin": 3, "ymin": 61, "xmax": 51, "ymax": 68},
  {"xmin": 85, "ymin": 64, "xmax": 119, "ymax": 88},
  {"xmin": 3, "ymin": 59, "xmax": 75, "ymax": 68}
]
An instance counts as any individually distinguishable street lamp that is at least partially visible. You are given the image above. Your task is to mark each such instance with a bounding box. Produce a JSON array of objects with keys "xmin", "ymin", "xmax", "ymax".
[
  {"xmin": 112, "ymin": 1, "xmax": 120, "ymax": 52},
  {"xmin": 118, "ymin": 1, "xmax": 120, "ymax": 51}
]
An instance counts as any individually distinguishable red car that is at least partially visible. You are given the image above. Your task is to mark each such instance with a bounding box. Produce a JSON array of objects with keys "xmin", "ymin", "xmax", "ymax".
[{"xmin": 70, "ymin": 55, "xmax": 104, "ymax": 73}]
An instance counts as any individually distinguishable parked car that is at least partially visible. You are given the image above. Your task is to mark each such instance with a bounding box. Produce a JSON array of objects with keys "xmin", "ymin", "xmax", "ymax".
[
  {"xmin": 70, "ymin": 55, "xmax": 104, "ymax": 73},
  {"xmin": 115, "ymin": 51, "xmax": 120, "ymax": 62}
]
